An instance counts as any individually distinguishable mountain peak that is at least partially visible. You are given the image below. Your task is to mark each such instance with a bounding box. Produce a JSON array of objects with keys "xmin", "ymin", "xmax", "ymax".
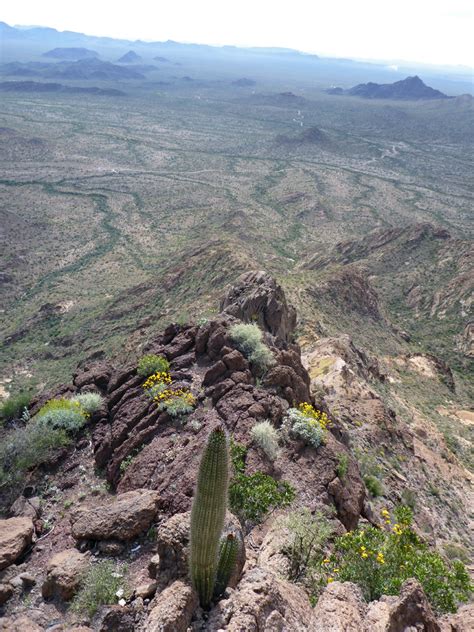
[{"xmin": 327, "ymin": 75, "xmax": 450, "ymax": 100}]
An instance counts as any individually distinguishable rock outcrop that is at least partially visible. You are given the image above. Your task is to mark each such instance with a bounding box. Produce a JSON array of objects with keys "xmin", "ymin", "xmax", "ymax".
[
  {"xmin": 71, "ymin": 489, "xmax": 159, "ymax": 542},
  {"xmin": 206, "ymin": 567, "xmax": 313, "ymax": 631},
  {"xmin": 311, "ymin": 579, "xmax": 441, "ymax": 631},
  {"xmin": 0, "ymin": 517, "xmax": 34, "ymax": 570},
  {"xmin": 220, "ymin": 271, "xmax": 297, "ymax": 342},
  {"xmin": 41, "ymin": 549, "xmax": 90, "ymax": 601},
  {"xmin": 144, "ymin": 581, "xmax": 198, "ymax": 632}
]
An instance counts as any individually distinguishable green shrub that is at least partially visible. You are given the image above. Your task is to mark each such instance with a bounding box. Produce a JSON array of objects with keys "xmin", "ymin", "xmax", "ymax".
[
  {"xmin": 251, "ymin": 420, "xmax": 280, "ymax": 460},
  {"xmin": 229, "ymin": 323, "xmax": 275, "ymax": 375},
  {"xmin": 229, "ymin": 441, "xmax": 295, "ymax": 524},
  {"xmin": 157, "ymin": 391, "xmax": 196, "ymax": 417},
  {"xmin": 35, "ymin": 398, "xmax": 88, "ymax": 434},
  {"xmin": 443, "ymin": 543, "xmax": 470, "ymax": 564},
  {"xmin": 0, "ymin": 424, "xmax": 70, "ymax": 501},
  {"xmin": 282, "ymin": 403, "xmax": 329, "ymax": 449},
  {"xmin": 279, "ymin": 508, "xmax": 332, "ymax": 583},
  {"xmin": 71, "ymin": 561, "xmax": 127, "ymax": 617},
  {"xmin": 137, "ymin": 354, "xmax": 170, "ymax": 378},
  {"xmin": 0, "ymin": 392, "xmax": 32, "ymax": 423},
  {"xmin": 70, "ymin": 392, "xmax": 104, "ymax": 414},
  {"xmin": 336, "ymin": 453, "xmax": 349, "ymax": 480},
  {"xmin": 325, "ymin": 506, "xmax": 472, "ymax": 614},
  {"xmin": 364, "ymin": 474, "xmax": 384, "ymax": 498}
]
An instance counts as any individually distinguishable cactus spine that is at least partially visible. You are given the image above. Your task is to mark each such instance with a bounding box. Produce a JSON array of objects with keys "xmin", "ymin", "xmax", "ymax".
[
  {"xmin": 190, "ymin": 426, "xmax": 229, "ymax": 607},
  {"xmin": 214, "ymin": 533, "xmax": 240, "ymax": 599}
]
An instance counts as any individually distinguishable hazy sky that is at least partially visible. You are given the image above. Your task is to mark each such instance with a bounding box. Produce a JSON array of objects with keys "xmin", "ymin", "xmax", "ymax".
[{"xmin": 2, "ymin": 0, "xmax": 473, "ymax": 66}]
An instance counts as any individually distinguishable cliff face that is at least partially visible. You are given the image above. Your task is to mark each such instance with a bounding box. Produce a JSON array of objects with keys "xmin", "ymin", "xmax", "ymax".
[{"xmin": 0, "ymin": 273, "xmax": 471, "ymax": 630}]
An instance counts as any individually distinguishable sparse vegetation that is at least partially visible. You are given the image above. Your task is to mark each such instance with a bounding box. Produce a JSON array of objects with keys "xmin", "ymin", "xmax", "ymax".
[
  {"xmin": 324, "ymin": 506, "xmax": 472, "ymax": 614},
  {"xmin": 282, "ymin": 403, "xmax": 330, "ymax": 449},
  {"xmin": 229, "ymin": 440, "xmax": 295, "ymax": 524},
  {"xmin": 364, "ymin": 474, "xmax": 384, "ymax": 498},
  {"xmin": 71, "ymin": 561, "xmax": 127, "ymax": 617},
  {"xmin": 229, "ymin": 323, "xmax": 275, "ymax": 375},
  {"xmin": 251, "ymin": 420, "xmax": 280, "ymax": 460},
  {"xmin": 70, "ymin": 391, "xmax": 104, "ymax": 414},
  {"xmin": 35, "ymin": 398, "xmax": 89, "ymax": 433},
  {"xmin": 0, "ymin": 392, "xmax": 32, "ymax": 424},
  {"xmin": 0, "ymin": 423, "xmax": 70, "ymax": 502},
  {"xmin": 279, "ymin": 508, "xmax": 332, "ymax": 584},
  {"xmin": 137, "ymin": 354, "xmax": 170, "ymax": 378},
  {"xmin": 336, "ymin": 453, "xmax": 349, "ymax": 480}
]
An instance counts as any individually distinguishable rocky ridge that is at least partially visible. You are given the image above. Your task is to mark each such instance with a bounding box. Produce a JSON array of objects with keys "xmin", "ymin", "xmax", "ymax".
[{"xmin": 0, "ymin": 272, "xmax": 471, "ymax": 630}]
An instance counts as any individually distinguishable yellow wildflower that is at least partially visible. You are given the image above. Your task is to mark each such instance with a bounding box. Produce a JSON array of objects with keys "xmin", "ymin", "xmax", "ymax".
[
  {"xmin": 376, "ymin": 553, "xmax": 385, "ymax": 564},
  {"xmin": 392, "ymin": 524, "xmax": 403, "ymax": 536},
  {"xmin": 381, "ymin": 508, "xmax": 390, "ymax": 518},
  {"xmin": 322, "ymin": 558, "xmax": 330, "ymax": 565},
  {"xmin": 327, "ymin": 577, "xmax": 334, "ymax": 583}
]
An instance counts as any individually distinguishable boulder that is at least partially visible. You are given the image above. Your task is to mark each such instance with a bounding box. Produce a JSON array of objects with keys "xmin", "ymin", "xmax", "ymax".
[
  {"xmin": 42, "ymin": 549, "xmax": 90, "ymax": 601},
  {"xmin": 0, "ymin": 582, "xmax": 13, "ymax": 604},
  {"xmin": 310, "ymin": 581, "xmax": 366, "ymax": 631},
  {"xmin": 0, "ymin": 516, "xmax": 34, "ymax": 570},
  {"xmin": 9, "ymin": 496, "xmax": 41, "ymax": 520},
  {"xmin": 0, "ymin": 616, "xmax": 43, "ymax": 631},
  {"xmin": 145, "ymin": 580, "xmax": 198, "ymax": 632},
  {"xmin": 440, "ymin": 603, "xmax": 474, "ymax": 631},
  {"xmin": 154, "ymin": 511, "xmax": 245, "ymax": 589},
  {"xmin": 220, "ymin": 271, "xmax": 297, "ymax": 342},
  {"xmin": 311, "ymin": 579, "xmax": 441, "ymax": 632},
  {"xmin": 206, "ymin": 567, "xmax": 313, "ymax": 631},
  {"xmin": 71, "ymin": 489, "xmax": 159, "ymax": 541},
  {"xmin": 365, "ymin": 579, "xmax": 440, "ymax": 631},
  {"xmin": 96, "ymin": 605, "xmax": 135, "ymax": 632}
]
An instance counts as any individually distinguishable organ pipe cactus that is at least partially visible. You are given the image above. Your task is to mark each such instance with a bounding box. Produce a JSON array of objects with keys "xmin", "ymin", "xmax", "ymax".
[
  {"xmin": 214, "ymin": 533, "xmax": 240, "ymax": 599},
  {"xmin": 190, "ymin": 426, "xmax": 230, "ymax": 607}
]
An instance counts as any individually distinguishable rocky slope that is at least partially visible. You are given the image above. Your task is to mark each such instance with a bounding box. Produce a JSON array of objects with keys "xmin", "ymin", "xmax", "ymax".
[{"xmin": 0, "ymin": 272, "xmax": 472, "ymax": 630}]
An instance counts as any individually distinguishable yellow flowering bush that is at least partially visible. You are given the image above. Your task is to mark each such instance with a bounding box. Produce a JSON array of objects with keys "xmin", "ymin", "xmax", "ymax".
[
  {"xmin": 282, "ymin": 402, "xmax": 330, "ymax": 449},
  {"xmin": 324, "ymin": 506, "xmax": 472, "ymax": 613},
  {"xmin": 142, "ymin": 371, "xmax": 196, "ymax": 418}
]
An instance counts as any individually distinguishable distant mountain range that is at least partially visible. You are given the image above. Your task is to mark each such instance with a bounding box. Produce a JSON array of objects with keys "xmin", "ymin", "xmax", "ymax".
[
  {"xmin": 43, "ymin": 47, "xmax": 98, "ymax": 60},
  {"xmin": 0, "ymin": 58, "xmax": 145, "ymax": 80},
  {"xmin": 326, "ymin": 75, "xmax": 450, "ymax": 99},
  {"xmin": 0, "ymin": 80, "xmax": 126, "ymax": 96}
]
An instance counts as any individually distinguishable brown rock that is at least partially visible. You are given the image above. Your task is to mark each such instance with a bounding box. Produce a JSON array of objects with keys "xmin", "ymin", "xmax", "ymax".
[
  {"xmin": 0, "ymin": 516, "xmax": 34, "ymax": 570},
  {"xmin": 0, "ymin": 582, "xmax": 13, "ymax": 605},
  {"xmin": 96, "ymin": 605, "xmax": 135, "ymax": 632},
  {"xmin": 145, "ymin": 580, "xmax": 198, "ymax": 632},
  {"xmin": 134, "ymin": 580, "xmax": 157, "ymax": 599},
  {"xmin": 42, "ymin": 549, "xmax": 90, "ymax": 601},
  {"xmin": 10, "ymin": 496, "xmax": 41, "ymax": 520},
  {"xmin": 366, "ymin": 579, "xmax": 440, "ymax": 632},
  {"xmin": 440, "ymin": 603, "xmax": 474, "ymax": 631},
  {"xmin": 155, "ymin": 512, "xmax": 190, "ymax": 585},
  {"xmin": 71, "ymin": 489, "xmax": 159, "ymax": 541},
  {"xmin": 220, "ymin": 271, "xmax": 297, "ymax": 342},
  {"xmin": 0, "ymin": 616, "xmax": 43, "ymax": 631},
  {"xmin": 310, "ymin": 581, "xmax": 366, "ymax": 631},
  {"xmin": 155, "ymin": 511, "xmax": 245, "ymax": 589},
  {"xmin": 222, "ymin": 349, "xmax": 248, "ymax": 372},
  {"xmin": 206, "ymin": 567, "xmax": 312, "ymax": 631},
  {"xmin": 203, "ymin": 360, "xmax": 227, "ymax": 386}
]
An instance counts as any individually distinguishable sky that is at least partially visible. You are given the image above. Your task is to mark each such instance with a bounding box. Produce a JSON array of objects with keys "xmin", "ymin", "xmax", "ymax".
[{"xmin": 2, "ymin": 0, "xmax": 473, "ymax": 67}]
